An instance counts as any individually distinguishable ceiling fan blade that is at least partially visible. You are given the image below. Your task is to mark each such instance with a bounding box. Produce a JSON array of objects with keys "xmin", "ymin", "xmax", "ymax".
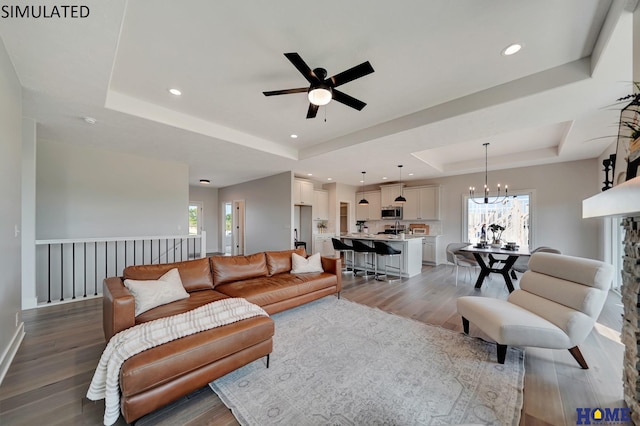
[
  {"xmin": 263, "ymin": 88, "xmax": 308, "ymax": 96},
  {"xmin": 329, "ymin": 61, "xmax": 374, "ymax": 87},
  {"xmin": 332, "ymin": 89, "xmax": 366, "ymax": 111},
  {"xmin": 306, "ymin": 103, "xmax": 319, "ymax": 119},
  {"xmin": 284, "ymin": 52, "xmax": 320, "ymax": 84}
]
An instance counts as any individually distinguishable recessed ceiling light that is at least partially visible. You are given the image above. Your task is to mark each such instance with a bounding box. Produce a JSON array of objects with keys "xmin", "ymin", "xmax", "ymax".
[
  {"xmin": 83, "ymin": 116, "xmax": 96, "ymax": 124},
  {"xmin": 360, "ymin": 180, "xmax": 364, "ymax": 183},
  {"xmin": 199, "ymin": 179, "xmax": 211, "ymax": 185},
  {"xmin": 168, "ymin": 88, "xmax": 182, "ymax": 96},
  {"xmin": 290, "ymin": 134, "xmax": 298, "ymax": 139},
  {"xmin": 408, "ymin": 173, "xmax": 414, "ymax": 176},
  {"xmin": 307, "ymin": 173, "xmax": 313, "ymax": 176},
  {"xmin": 502, "ymin": 43, "xmax": 522, "ymax": 56},
  {"xmin": 382, "ymin": 177, "xmax": 388, "ymax": 180},
  {"xmin": 327, "ymin": 177, "xmax": 333, "ymax": 181}
]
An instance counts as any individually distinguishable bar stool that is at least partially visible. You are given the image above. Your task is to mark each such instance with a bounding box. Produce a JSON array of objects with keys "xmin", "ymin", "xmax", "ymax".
[
  {"xmin": 331, "ymin": 238, "xmax": 354, "ymax": 273},
  {"xmin": 352, "ymin": 240, "xmax": 377, "ymax": 278},
  {"xmin": 373, "ymin": 241, "xmax": 402, "ymax": 282}
]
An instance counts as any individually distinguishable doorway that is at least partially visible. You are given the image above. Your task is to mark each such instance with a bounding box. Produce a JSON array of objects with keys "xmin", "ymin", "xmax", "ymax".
[{"xmin": 340, "ymin": 202, "xmax": 349, "ymax": 234}]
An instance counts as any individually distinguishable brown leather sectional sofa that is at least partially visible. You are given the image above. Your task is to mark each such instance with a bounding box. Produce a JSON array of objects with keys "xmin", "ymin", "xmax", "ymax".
[{"xmin": 102, "ymin": 248, "xmax": 341, "ymax": 423}]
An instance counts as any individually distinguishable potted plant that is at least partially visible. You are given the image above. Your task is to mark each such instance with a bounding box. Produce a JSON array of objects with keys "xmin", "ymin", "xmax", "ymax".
[
  {"xmin": 488, "ymin": 223, "xmax": 505, "ymax": 247},
  {"xmin": 317, "ymin": 221, "xmax": 327, "ymax": 233}
]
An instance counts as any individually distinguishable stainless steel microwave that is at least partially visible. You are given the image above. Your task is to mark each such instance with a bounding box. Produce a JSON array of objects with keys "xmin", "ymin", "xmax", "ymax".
[{"xmin": 381, "ymin": 206, "xmax": 403, "ymax": 220}]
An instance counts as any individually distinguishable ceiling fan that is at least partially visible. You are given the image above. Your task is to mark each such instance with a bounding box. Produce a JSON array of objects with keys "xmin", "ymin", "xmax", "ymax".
[{"xmin": 263, "ymin": 52, "xmax": 374, "ymax": 119}]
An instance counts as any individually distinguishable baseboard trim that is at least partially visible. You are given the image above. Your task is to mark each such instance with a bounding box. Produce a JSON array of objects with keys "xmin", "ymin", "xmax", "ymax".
[{"xmin": 0, "ymin": 322, "xmax": 25, "ymax": 386}]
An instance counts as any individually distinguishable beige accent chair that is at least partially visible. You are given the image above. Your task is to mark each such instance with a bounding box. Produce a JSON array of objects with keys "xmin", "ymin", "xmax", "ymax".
[
  {"xmin": 457, "ymin": 252, "xmax": 613, "ymax": 368},
  {"xmin": 446, "ymin": 242, "xmax": 480, "ymax": 286}
]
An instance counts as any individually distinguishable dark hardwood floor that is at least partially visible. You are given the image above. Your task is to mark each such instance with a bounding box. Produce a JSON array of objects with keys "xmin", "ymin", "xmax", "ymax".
[{"xmin": 0, "ymin": 264, "xmax": 624, "ymax": 425}]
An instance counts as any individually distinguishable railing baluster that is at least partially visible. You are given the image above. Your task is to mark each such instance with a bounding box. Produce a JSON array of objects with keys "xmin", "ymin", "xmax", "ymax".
[
  {"xmin": 47, "ymin": 244, "xmax": 51, "ymax": 303},
  {"xmin": 60, "ymin": 243, "xmax": 64, "ymax": 302},
  {"xmin": 142, "ymin": 240, "xmax": 145, "ymax": 264},
  {"xmin": 115, "ymin": 240, "xmax": 118, "ymax": 276},
  {"xmin": 165, "ymin": 239, "xmax": 168, "ymax": 264},
  {"xmin": 158, "ymin": 239, "xmax": 161, "ymax": 264},
  {"xmin": 105, "ymin": 241, "xmax": 108, "ymax": 280},
  {"xmin": 124, "ymin": 240, "xmax": 128, "ymax": 270},
  {"xmin": 72, "ymin": 243, "xmax": 76, "ymax": 299},
  {"xmin": 83, "ymin": 242, "xmax": 87, "ymax": 298},
  {"xmin": 133, "ymin": 240, "xmax": 136, "ymax": 266},
  {"xmin": 173, "ymin": 239, "xmax": 176, "ymax": 262},
  {"xmin": 94, "ymin": 242, "xmax": 98, "ymax": 296}
]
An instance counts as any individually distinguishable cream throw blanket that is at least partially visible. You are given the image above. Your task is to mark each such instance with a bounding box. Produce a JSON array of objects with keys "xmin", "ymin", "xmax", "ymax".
[{"xmin": 86, "ymin": 298, "xmax": 269, "ymax": 426}]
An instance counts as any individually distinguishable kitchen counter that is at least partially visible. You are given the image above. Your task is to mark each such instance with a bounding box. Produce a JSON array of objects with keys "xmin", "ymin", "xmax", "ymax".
[
  {"xmin": 341, "ymin": 235, "xmax": 424, "ymax": 277},
  {"xmin": 342, "ymin": 233, "xmax": 425, "ymax": 241}
]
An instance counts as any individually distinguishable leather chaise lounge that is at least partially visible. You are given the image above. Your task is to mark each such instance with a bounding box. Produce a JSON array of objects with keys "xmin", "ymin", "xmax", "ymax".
[{"xmin": 102, "ymin": 248, "xmax": 341, "ymax": 423}]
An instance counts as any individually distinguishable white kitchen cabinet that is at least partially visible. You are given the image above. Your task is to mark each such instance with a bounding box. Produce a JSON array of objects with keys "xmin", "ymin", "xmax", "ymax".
[
  {"xmin": 355, "ymin": 191, "xmax": 381, "ymax": 221},
  {"xmin": 421, "ymin": 236, "xmax": 441, "ymax": 264},
  {"xmin": 313, "ymin": 233, "xmax": 335, "ymax": 256},
  {"xmin": 402, "ymin": 186, "xmax": 441, "ymax": 220},
  {"xmin": 294, "ymin": 179, "xmax": 314, "ymax": 205},
  {"xmin": 402, "ymin": 188, "xmax": 421, "ymax": 220},
  {"xmin": 313, "ymin": 190, "xmax": 329, "ymax": 220},
  {"xmin": 380, "ymin": 184, "xmax": 404, "ymax": 207}
]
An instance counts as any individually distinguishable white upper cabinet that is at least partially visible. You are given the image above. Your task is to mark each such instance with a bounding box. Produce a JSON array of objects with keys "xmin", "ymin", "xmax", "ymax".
[
  {"xmin": 356, "ymin": 191, "xmax": 381, "ymax": 221},
  {"xmin": 380, "ymin": 184, "xmax": 404, "ymax": 206},
  {"xmin": 313, "ymin": 190, "xmax": 329, "ymax": 220},
  {"xmin": 294, "ymin": 179, "xmax": 314, "ymax": 205},
  {"xmin": 402, "ymin": 186, "xmax": 441, "ymax": 220}
]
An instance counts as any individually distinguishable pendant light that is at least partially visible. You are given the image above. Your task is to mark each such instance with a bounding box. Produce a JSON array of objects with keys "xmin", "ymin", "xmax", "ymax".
[
  {"xmin": 358, "ymin": 172, "xmax": 369, "ymax": 206},
  {"xmin": 394, "ymin": 165, "xmax": 407, "ymax": 204},
  {"xmin": 469, "ymin": 143, "xmax": 508, "ymax": 204}
]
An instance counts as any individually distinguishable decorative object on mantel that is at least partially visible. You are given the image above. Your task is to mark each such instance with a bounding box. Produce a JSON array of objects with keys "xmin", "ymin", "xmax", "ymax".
[
  {"xmin": 358, "ymin": 172, "xmax": 369, "ymax": 206},
  {"xmin": 469, "ymin": 142, "xmax": 509, "ymax": 204},
  {"xmin": 602, "ymin": 153, "xmax": 616, "ymax": 191},
  {"xmin": 394, "ymin": 165, "xmax": 407, "ymax": 204},
  {"xmin": 614, "ymin": 86, "xmax": 640, "ymax": 185},
  {"xmin": 583, "ymin": 176, "xmax": 640, "ymax": 424}
]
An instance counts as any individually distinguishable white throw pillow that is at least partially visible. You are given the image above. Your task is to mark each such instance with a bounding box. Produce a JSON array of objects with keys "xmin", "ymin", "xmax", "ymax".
[
  {"xmin": 124, "ymin": 268, "xmax": 189, "ymax": 316},
  {"xmin": 291, "ymin": 252, "xmax": 324, "ymax": 274}
]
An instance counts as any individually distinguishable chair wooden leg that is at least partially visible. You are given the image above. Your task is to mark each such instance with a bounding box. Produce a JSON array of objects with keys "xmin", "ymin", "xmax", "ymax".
[
  {"xmin": 568, "ymin": 346, "xmax": 589, "ymax": 369},
  {"xmin": 497, "ymin": 344, "xmax": 507, "ymax": 364},
  {"xmin": 462, "ymin": 317, "xmax": 469, "ymax": 334}
]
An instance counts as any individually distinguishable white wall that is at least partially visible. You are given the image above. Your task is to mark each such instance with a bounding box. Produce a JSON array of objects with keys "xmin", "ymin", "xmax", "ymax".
[
  {"xmin": 36, "ymin": 140, "xmax": 189, "ymax": 239},
  {"xmin": 0, "ymin": 37, "xmax": 24, "ymax": 385},
  {"xmin": 325, "ymin": 182, "xmax": 358, "ymax": 235},
  {"xmin": 188, "ymin": 185, "xmax": 219, "ymax": 253},
  {"xmin": 218, "ymin": 171, "xmax": 293, "ymax": 254},
  {"xmin": 408, "ymin": 159, "xmax": 602, "ymax": 260}
]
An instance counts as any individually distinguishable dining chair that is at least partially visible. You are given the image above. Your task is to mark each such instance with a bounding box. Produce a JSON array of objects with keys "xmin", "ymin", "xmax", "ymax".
[{"xmin": 446, "ymin": 242, "xmax": 479, "ymax": 286}]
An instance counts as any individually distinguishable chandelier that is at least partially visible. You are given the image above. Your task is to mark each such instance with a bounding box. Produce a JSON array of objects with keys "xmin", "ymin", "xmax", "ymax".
[{"xmin": 469, "ymin": 143, "xmax": 508, "ymax": 204}]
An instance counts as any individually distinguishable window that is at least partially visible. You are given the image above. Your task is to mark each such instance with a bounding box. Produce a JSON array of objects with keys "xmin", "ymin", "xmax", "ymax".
[
  {"xmin": 188, "ymin": 203, "xmax": 202, "ymax": 235},
  {"xmin": 464, "ymin": 192, "xmax": 532, "ymax": 247}
]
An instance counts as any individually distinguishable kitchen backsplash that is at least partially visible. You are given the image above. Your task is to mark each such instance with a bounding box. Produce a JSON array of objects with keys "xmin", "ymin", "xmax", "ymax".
[{"xmin": 360, "ymin": 220, "xmax": 441, "ymax": 235}]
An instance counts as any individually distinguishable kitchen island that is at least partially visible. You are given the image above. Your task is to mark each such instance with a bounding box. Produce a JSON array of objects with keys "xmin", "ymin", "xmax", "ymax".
[{"xmin": 341, "ymin": 234, "xmax": 424, "ymax": 278}]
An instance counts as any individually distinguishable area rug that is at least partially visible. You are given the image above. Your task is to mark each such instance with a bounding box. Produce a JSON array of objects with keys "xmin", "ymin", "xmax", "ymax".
[{"xmin": 210, "ymin": 296, "xmax": 524, "ymax": 425}]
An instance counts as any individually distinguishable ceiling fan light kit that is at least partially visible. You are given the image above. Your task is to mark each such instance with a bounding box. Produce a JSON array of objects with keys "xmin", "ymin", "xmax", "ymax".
[
  {"xmin": 308, "ymin": 86, "xmax": 332, "ymax": 106},
  {"xmin": 263, "ymin": 52, "xmax": 374, "ymax": 119}
]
